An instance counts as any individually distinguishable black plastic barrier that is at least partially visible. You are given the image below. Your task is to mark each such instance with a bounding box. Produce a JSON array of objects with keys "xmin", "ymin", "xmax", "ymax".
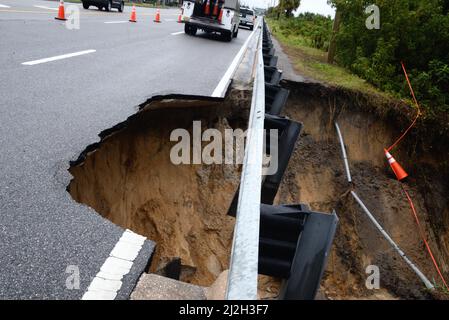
[
  {"xmin": 265, "ymin": 83, "xmax": 290, "ymax": 116},
  {"xmin": 226, "ymin": 20, "xmax": 339, "ymax": 300}
]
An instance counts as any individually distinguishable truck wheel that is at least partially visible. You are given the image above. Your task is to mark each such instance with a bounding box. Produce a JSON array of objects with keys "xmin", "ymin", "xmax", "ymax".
[
  {"xmin": 104, "ymin": 0, "xmax": 111, "ymax": 11},
  {"xmin": 82, "ymin": 2, "xmax": 89, "ymax": 9},
  {"xmin": 250, "ymin": 25, "xmax": 254, "ymax": 31},
  {"xmin": 118, "ymin": 1, "xmax": 124, "ymax": 12},
  {"xmin": 185, "ymin": 24, "xmax": 197, "ymax": 36},
  {"xmin": 222, "ymin": 31, "xmax": 232, "ymax": 42},
  {"xmin": 233, "ymin": 27, "xmax": 238, "ymax": 38},
  {"xmin": 184, "ymin": 24, "xmax": 191, "ymax": 35}
]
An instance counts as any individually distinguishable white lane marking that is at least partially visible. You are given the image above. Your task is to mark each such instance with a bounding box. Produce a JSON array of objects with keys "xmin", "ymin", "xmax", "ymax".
[
  {"xmin": 21, "ymin": 49, "xmax": 96, "ymax": 66},
  {"xmin": 104, "ymin": 21, "xmax": 128, "ymax": 24},
  {"xmin": 164, "ymin": 18, "xmax": 175, "ymax": 21},
  {"xmin": 82, "ymin": 290, "xmax": 117, "ymax": 300},
  {"xmin": 211, "ymin": 25, "xmax": 258, "ymax": 98},
  {"xmin": 82, "ymin": 229, "xmax": 146, "ymax": 300},
  {"xmin": 33, "ymin": 5, "xmax": 58, "ymax": 10},
  {"xmin": 0, "ymin": 4, "xmax": 11, "ymax": 8},
  {"xmin": 171, "ymin": 31, "xmax": 184, "ymax": 35}
]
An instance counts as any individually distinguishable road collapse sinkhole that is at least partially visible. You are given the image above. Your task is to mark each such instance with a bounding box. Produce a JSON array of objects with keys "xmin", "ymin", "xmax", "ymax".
[
  {"xmin": 68, "ymin": 89, "xmax": 251, "ymax": 286},
  {"xmin": 68, "ymin": 79, "xmax": 449, "ymax": 299}
]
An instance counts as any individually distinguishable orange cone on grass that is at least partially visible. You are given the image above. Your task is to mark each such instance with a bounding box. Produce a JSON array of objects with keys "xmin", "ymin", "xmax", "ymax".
[
  {"xmin": 55, "ymin": 0, "xmax": 67, "ymax": 21},
  {"xmin": 129, "ymin": 5, "xmax": 137, "ymax": 22},
  {"xmin": 204, "ymin": 0, "xmax": 210, "ymax": 15},
  {"xmin": 154, "ymin": 9, "xmax": 161, "ymax": 23},
  {"xmin": 384, "ymin": 149, "xmax": 408, "ymax": 181}
]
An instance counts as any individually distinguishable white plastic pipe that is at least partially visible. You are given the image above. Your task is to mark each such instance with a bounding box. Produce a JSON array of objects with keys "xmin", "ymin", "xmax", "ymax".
[
  {"xmin": 351, "ymin": 191, "xmax": 434, "ymax": 290},
  {"xmin": 334, "ymin": 122, "xmax": 352, "ymax": 183}
]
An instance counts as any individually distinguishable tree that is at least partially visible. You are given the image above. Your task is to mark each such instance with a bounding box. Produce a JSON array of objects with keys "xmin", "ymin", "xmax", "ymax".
[
  {"xmin": 279, "ymin": 0, "xmax": 301, "ymax": 18},
  {"xmin": 327, "ymin": 0, "xmax": 449, "ymax": 114},
  {"xmin": 327, "ymin": 8, "xmax": 341, "ymax": 64}
]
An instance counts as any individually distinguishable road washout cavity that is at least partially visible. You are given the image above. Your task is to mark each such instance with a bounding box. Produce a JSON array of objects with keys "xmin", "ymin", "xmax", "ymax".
[
  {"xmin": 68, "ymin": 77, "xmax": 449, "ymax": 299},
  {"xmin": 68, "ymin": 89, "xmax": 253, "ymax": 287},
  {"xmin": 277, "ymin": 80, "xmax": 449, "ymax": 300}
]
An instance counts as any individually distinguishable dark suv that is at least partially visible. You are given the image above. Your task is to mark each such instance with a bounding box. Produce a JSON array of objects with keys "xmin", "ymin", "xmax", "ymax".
[{"xmin": 82, "ymin": 0, "xmax": 124, "ymax": 12}]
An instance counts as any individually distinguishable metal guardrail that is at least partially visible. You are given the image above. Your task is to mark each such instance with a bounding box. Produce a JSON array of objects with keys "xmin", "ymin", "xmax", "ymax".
[{"xmin": 225, "ymin": 20, "xmax": 265, "ymax": 300}]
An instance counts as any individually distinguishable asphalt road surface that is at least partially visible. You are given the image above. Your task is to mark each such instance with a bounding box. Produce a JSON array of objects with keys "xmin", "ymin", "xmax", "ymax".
[{"xmin": 0, "ymin": 0, "xmax": 254, "ymax": 299}]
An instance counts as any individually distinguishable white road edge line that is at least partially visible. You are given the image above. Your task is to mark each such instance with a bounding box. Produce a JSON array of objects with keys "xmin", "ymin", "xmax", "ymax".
[
  {"xmin": 104, "ymin": 21, "xmax": 128, "ymax": 24},
  {"xmin": 0, "ymin": 4, "xmax": 11, "ymax": 8},
  {"xmin": 82, "ymin": 229, "xmax": 147, "ymax": 300},
  {"xmin": 33, "ymin": 5, "xmax": 58, "ymax": 10},
  {"xmin": 171, "ymin": 31, "xmax": 184, "ymax": 35},
  {"xmin": 211, "ymin": 23, "xmax": 259, "ymax": 98},
  {"xmin": 21, "ymin": 49, "xmax": 96, "ymax": 66}
]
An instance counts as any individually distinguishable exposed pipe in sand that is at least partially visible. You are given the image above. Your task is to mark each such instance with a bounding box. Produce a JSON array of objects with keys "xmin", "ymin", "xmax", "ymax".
[
  {"xmin": 334, "ymin": 121, "xmax": 434, "ymax": 291},
  {"xmin": 351, "ymin": 191, "xmax": 434, "ymax": 290},
  {"xmin": 334, "ymin": 122, "xmax": 352, "ymax": 183}
]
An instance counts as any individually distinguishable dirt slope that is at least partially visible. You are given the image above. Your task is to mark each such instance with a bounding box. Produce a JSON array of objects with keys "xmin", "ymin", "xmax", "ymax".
[{"xmin": 277, "ymin": 81, "xmax": 449, "ymax": 300}]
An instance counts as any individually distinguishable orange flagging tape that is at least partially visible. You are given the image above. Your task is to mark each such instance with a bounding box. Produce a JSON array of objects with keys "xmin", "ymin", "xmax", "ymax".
[
  {"xmin": 402, "ymin": 186, "xmax": 449, "ymax": 291},
  {"xmin": 386, "ymin": 62, "xmax": 421, "ymax": 152},
  {"xmin": 386, "ymin": 62, "xmax": 448, "ymax": 291}
]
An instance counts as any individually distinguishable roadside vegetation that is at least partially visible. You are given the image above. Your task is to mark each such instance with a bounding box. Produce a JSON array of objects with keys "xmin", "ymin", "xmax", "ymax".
[
  {"xmin": 267, "ymin": 0, "xmax": 449, "ymax": 121},
  {"xmin": 266, "ymin": 15, "xmax": 387, "ymax": 97}
]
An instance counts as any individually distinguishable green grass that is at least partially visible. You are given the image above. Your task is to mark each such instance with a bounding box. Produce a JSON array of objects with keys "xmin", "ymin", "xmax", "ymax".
[{"xmin": 266, "ymin": 18, "xmax": 392, "ymax": 99}]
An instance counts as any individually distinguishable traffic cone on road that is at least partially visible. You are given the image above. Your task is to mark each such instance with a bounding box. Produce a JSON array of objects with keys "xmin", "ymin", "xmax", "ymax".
[
  {"xmin": 178, "ymin": 13, "xmax": 182, "ymax": 23},
  {"xmin": 212, "ymin": 0, "xmax": 219, "ymax": 16},
  {"xmin": 129, "ymin": 5, "xmax": 137, "ymax": 22},
  {"xmin": 385, "ymin": 149, "xmax": 408, "ymax": 181},
  {"xmin": 55, "ymin": 0, "xmax": 67, "ymax": 21},
  {"xmin": 204, "ymin": 0, "xmax": 210, "ymax": 15},
  {"xmin": 154, "ymin": 9, "xmax": 161, "ymax": 23}
]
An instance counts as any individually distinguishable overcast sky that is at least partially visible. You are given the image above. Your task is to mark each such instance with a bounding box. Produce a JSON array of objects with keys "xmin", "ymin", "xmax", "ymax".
[
  {"xmin": 295, "ymin": 0, "xmax": 336, "ymax": 17},
  {"xmin": 242, "ymin": 0, "xmax": 336, "ymax": 17}
]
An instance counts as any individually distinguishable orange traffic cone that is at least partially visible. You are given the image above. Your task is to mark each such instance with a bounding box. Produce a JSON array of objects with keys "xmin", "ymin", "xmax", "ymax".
[
  {"xmin": 129, "ymin": 5, "xmax": 137, "ymax": 22},
  {"xmin": 218, "ymin": 7, "xmax": 223, "ymax": 22},
  {"xmin": 212, "ymin": 0, "xmax": 219, "ymax": 16},
  {"xmin": 55, "ymin": 0, "xmax": 67, "ymax": 21},
  {"xmin": 385, "ymin": 149, "xmax": 408, "ymax": 181},
  {"xmin": 204, "ymin": 0, "xmax": 210, "ymax": 15},
  {"xmin": 154, "ymin": 9, "xmax": 161, "ymax": 23},
  {"xmin": 178, "ymin": 13, "xmax": 182, "ymax": 23}
]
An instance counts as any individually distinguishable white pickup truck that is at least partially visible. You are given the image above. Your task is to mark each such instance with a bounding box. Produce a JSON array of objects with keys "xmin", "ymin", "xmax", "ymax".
[
  {"xmin": 181, "ymin": 0, "xmax": 241, "ymax": 42},
  {"xmin": 239, "ymin": 7, "xmax": 255, "ymax": 30}
]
